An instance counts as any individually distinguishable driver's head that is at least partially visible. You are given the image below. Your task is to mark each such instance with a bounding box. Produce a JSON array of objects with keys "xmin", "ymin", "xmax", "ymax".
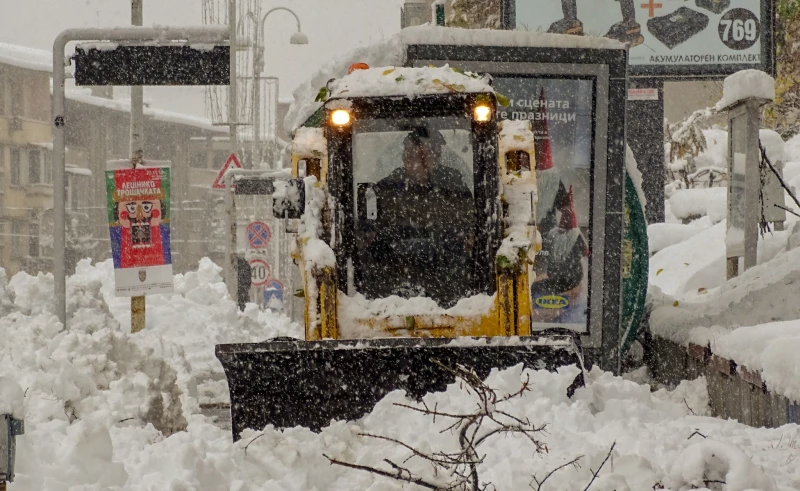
[{"xmin": 402, "ymin": 128, "xmax": 444, "ymax": 184}]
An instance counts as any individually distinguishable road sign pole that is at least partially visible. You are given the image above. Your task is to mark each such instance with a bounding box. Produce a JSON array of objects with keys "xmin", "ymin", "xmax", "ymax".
[
  {"xmin": 130, "ymin": 0, "xmax": 146, "ymax": 334},
  {"xmin": 52, "ymin": 25, "xmax": 229, "ymax": 327},
  {"xmin": 229, "ymin": 0, "xmax": 237, "ymax": 156}
]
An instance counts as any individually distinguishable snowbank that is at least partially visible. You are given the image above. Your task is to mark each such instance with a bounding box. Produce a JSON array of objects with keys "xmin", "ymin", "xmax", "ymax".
[
  {"xmin": 0, "ymin": 257, "xmax": 302, "ymax": 488},
  {"xmin": 647, "ymin": 128, "xmax": 800, "ymax": 403},
  {"xmin": 649, "ymin": 240, "xmax": 800, "ymax": 402},
  {"xmin": 2, "ymin": 258, "xmax": 799, "ymax": 489},
  {"xmin": 648, "ymin": 219, "xmax": 712, "ymax": 255},
  {"xmin": 666, "ymin": 439, "xmax": 777, "ymax": 490},
  {"xmin": 668, "ymin": 187, "xmax": 726, "ymax": 223},
  {"xmin": 0, "ymin": 376, "xmax": 24, "ymax": 419},
  {"xmin": 16, "ymin": 363, "xmax": 798, "ymax": 490},
  {"xmin": 716, "ymin": 69, "xmax": 775, "ymax": 111}
]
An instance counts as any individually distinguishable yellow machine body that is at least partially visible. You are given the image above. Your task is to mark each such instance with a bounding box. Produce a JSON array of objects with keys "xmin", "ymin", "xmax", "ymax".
[{"xmin": 290, "ymin": 111, "xmax": 540, "ymax": 343}]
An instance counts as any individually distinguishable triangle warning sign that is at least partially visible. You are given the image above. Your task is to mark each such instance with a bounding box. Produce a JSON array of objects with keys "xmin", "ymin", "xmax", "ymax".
[{"xmin": 212, "ymin": 153, "xmax": 242, "ymax": 189}]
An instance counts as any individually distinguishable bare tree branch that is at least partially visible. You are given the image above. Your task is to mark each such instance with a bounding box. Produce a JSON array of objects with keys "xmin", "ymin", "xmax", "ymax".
[
  {"xmin": 530, "ymin": 455, "xmax": 584, "ymax": 491},
  {"xmin": 329, "ymin": 359, "xmax": 551, "ymax": 491},
  {"xmin": 583, "ymin": 442, "xmax": 616, "ymax": 491},
  {"xmin": 688, "ymin": 430, "xmax": 707, "ymax": 440},
  {"xmin": 243, "ymin": 433, "xmax": 265, "ymax": 456},
  {"xmin": 325, "ymin": 454, "xmax": 444, "ymax": 490}
]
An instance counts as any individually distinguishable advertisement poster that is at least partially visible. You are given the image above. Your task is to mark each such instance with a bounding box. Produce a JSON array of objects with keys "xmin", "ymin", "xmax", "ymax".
[
  {"xmin": 493, "ymin": 77, "xmax": 592, "ymax": 332},
  {"xmin": 514, "ymin": 0, "xmax": 767, "ymax": 74},
  {"xmin": 105, "ymin": 166, "xmax": 173, "ymax": 296}
]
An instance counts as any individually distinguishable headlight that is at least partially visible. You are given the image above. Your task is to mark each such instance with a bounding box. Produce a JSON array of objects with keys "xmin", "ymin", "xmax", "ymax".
[
  {"xmin": 330, "ymin": 109, "xmax": 351, "ymax": 126},
  {"xmin": 474, "ymin": 104, "xmax": 492, "ymax": 122}
]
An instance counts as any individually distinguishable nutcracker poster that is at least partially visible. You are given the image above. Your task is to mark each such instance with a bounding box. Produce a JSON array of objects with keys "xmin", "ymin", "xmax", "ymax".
[{"xmin": 105, "ymin": 166, "xmax": 173, "ymax": 296}]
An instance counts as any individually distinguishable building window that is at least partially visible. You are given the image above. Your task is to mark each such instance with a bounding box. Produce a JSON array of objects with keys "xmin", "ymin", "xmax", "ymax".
[
  {"xmin": 43, "ymin": 151, "xmax": 52, "ymax": 184},
  {"xmin": 0, "ymin": 72, "xmax": 5, "ymax": 116},
  {"xmin": 10, "ymin": 148, "xmax": 21, "ymax": 186},
  {"xmin": 10, "ymin": 80, "xmax": 22, "ymax": 118},
  {"xmin": 46, "ymin": 152, "xmax": 53, "ymax": 183},
  {"xmin": 11, "ymin": 220, "xmax": 23, "ymax": 255},
  {"xmin": 29, "ymin": 148, "xmax": 40, "ymax": 184},
  {"xmin": 24, "ymin": 149, "xmax": 51, "ymax": 185},
  {"xmin": 29, "ymin": 222, "xmax": 39, "ymax": 258}
]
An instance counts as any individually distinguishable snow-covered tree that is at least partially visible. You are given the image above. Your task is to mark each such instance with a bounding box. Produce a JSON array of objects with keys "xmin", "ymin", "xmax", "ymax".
[
  {"xmin": 664, "ymin": 108, "xmax": 720, "ymax": 188},
  {"xmin": 447, "ymin": 0, "xmax": 501, "ymax": 28},
  {"xmin": 764, "ymin": 0, "xmax": 800, "ymax": 137}
]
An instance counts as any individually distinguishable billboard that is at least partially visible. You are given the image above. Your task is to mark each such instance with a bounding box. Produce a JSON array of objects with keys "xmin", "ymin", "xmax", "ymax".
[
  {"xmin": 493, "ymin": 77, "xmax": 592, "ymax": 332},
  {"xmin": 105, "ymin": 166, "xmax": 173, "ymax": 296},
  {"xmin": 509, "ymin": 0, "xmax": 774, "ymax": 78}
]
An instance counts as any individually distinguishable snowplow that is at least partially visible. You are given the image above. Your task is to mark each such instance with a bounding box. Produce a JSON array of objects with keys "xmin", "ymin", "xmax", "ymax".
[{"xmin": 216, "ymin": 64, "xmax": 588, "ymax": 438}]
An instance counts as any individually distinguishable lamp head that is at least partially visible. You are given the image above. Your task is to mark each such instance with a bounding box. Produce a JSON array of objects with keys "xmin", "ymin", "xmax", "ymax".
[{"xmin": 290, "ymin": 31, "xmax": 309, "ymax": 45}]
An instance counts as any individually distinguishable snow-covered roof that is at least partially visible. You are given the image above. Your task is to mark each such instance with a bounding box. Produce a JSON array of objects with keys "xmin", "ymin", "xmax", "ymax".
[
  {"xmin": 66, "ymin": 165, "xmax": 93, "ymax": 177},
  {"xmin": 0, "ymin": 41, "xmax": 221, "ymax": 134},
  {"xmin": 285, "ymin": 25, "xmax": 626, "ymax": 132},
  {"xmin": 326, "ymin": 65, "xmax": 493, "ymax": 101},
  {"xmin": 0, "ymin": 41, "xmax": 52, "ymax": 72},
  {"xmin": 63, "ymin": 88, "xmax": 224, "ymax": 133}
]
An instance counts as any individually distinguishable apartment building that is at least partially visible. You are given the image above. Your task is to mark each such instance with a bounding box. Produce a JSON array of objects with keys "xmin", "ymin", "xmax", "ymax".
[{"xmin": 0, "ymin": 42, "xmax": 228, "ymax": 277}]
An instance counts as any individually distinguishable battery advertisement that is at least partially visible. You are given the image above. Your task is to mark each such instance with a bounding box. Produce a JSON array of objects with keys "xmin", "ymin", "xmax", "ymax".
[
  {"xmin": 493, "ymin": 76, "xmax": 592, "ymax": 332},
  {"xmin": 105, "ymin": 166, "xmax": 174, "ymax": 297},
  {"xmin": 513, "ymin": 0, "xmax": 770, "ymax": 76}
]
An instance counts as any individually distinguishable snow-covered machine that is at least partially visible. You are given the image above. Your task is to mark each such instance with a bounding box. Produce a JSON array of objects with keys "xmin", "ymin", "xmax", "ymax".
[
  {"xmin": 217, "ymin": 27, "xmax": 649, "ymax": 439},
  {"xmin": 216, "ymin": 65, "xmax": 586, "ymax": 438}
]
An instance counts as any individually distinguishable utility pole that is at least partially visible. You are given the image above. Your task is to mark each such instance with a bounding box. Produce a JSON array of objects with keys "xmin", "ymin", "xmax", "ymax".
[
  {"xmin": 229, "ymin": 0, "xmax": 237, "ymax": 155},
  {"xmin": 130, "ymin": 0, "xmax": 145, "ymax": 333},
  {"xmin": 228, "ymin": 0, "xmax": 239, "ymax": 301}
]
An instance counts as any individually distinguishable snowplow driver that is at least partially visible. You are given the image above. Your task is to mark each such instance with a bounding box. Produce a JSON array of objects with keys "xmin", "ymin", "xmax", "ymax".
[{"xmin": 358, "ymin": 128, "xmax": 475, "ymax": 307}]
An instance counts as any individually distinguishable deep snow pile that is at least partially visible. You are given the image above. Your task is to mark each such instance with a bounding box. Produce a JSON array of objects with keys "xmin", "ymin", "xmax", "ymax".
[
  {"xmin": 1, "ymin": 258, "xmax": 799, "ymax": 489},
  {"xmin": 17, "ymin": 362, "xmax": 800, "ymax": 490},
  {"xmin": 649, "ymin": 132, "xmax": 800, "ymax": 404}
]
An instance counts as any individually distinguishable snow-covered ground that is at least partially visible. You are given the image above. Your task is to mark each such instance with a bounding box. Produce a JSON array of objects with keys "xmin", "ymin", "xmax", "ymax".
[
  {"xmin": 3, "ymin": 130, "xmax": 800, "ymax": 488},
  {"xmin": 650, "ymin": 132, "xmax": 800, "ymax": 406},
  {"xmin": 0, "ymin": 254, "xmax": 797, "ymax": 489}
]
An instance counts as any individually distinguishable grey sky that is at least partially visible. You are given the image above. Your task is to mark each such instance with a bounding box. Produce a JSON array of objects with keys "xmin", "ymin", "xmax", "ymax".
[{"xmin": 0, "ymin": 0, "xmax": 402, "ymax": 117}]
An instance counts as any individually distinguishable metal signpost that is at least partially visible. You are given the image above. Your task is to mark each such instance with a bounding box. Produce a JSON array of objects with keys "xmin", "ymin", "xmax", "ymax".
[
  {"xmin": 722, "ymin": 94, "xmax": 771, "ymax": 278},
  {"xmin": 220, "ymin": 168, "xmax": 293, "ymax": 312},
  {"xmin": 52, "ymin": 26, "xmax": 230, "ymax": 327}
]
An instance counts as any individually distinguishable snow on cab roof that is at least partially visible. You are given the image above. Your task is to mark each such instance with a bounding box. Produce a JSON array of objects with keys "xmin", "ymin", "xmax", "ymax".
[
  {"xmin": 286, "ymin": 25, "xmax": 625, "ymax": 132},
  {"xmin": 325, "ymin": 65, "xmax": 494, "ymax": 101}
]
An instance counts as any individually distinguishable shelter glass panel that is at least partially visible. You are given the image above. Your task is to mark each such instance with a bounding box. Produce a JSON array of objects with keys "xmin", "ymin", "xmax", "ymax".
[{"xmin": 493, "ymin": 77, "xmax": 594, "ymax": 331}]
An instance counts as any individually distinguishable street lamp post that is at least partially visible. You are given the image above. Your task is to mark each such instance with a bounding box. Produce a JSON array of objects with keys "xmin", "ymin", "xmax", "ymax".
[{"xmin": 247, "ymin": 7, "xmax": 307, "ymax": 170}]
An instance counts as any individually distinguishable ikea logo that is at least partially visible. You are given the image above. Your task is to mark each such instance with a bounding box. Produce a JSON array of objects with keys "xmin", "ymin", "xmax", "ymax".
[{"xmin": 534, "ymin": 295, "xmax": 569, "ymax": 309}]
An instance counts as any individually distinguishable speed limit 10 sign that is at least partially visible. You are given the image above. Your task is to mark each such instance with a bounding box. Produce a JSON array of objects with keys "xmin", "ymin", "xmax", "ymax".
[{"xmin": 249, "ymin": 259, "xmax": 272, "ymax": 287}]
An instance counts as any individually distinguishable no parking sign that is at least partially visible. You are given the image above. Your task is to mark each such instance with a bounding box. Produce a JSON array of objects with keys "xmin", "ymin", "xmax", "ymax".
[{"xmin": 246, "ymin": 221, "xmax": 271, "ymax": 249}]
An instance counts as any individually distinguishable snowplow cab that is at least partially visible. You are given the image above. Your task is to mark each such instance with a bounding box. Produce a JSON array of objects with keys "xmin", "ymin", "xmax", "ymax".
[{"xmin": 216, "ymin": 65, "xmax": 583, "ymax": 438}]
